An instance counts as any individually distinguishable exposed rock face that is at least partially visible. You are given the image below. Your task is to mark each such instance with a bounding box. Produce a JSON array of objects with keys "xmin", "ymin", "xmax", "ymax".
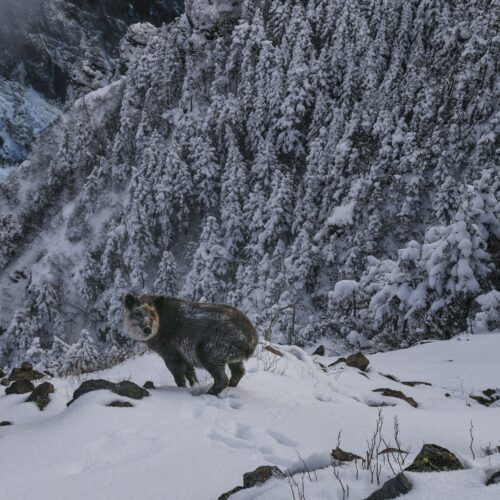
[
  {"xmin": 406, "ymin": 444, "xmax": 463, "ymax": 473},
  {"xmin": 0, "ymin": 0, "xmax": 182, "ymax": 165},
  {"xmin": 185, "ymin": 0, "xmax": 241, "ymax": 31},
  {"xmin": 67, "ymin": 379, "xmax": 149, "ymax": 406},
  {"xmin": 365, "ymin": 472, "xmax": 413, "ymax": 500}
]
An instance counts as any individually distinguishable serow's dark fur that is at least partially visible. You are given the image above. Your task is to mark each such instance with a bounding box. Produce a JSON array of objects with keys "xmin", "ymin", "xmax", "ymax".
[{"xmin": 123, "ymin": 294, "xmax": 258, "ymax": 396}]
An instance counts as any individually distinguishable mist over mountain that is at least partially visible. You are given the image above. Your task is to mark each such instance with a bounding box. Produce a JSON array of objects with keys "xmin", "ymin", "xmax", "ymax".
[
  {"xmin": 0, "ymin": 0, "xmax": 498, "ymax": 368},
  {"xmin": 0, "ymin": 0, "xmax": 182, "ymax": 167}
]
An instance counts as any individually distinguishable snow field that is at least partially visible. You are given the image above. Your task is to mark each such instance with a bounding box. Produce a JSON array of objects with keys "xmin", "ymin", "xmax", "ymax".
[{"xmin": 0, "ymin": 334, "xmax": 498, "ymax": 499}]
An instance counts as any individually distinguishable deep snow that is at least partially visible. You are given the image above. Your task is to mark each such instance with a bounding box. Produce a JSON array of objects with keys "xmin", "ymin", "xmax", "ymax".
[{"xmin": 0, "ymin": 334, "xmax": 499, "ymax": 500}]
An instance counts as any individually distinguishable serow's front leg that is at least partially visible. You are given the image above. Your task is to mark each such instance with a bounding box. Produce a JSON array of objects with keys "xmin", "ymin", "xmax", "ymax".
[{"xmin": 162, "ymin": 351, "xmax": 188, "ymax": 388}]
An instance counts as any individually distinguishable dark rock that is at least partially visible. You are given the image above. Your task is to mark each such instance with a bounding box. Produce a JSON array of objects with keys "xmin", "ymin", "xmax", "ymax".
[
  {"xmin": 243, "ymin": 465, "xmax": 285, "ymax": 488},
  {"xmin": 331, "ymin": 447, "xmax": 364, "ymax": 462},
  {"xmin": 107, "ymin": 400, "xmax": 134, "ymax": 408},
  {"xmin": 143, "ymin": 381, "xmax": 156, "ymax": 390},
  {"xmin": 0, "ymin": 421, "xmax": 13, "ymax": 426},
  {"xmin": 445, "ymin": 393, "xmax": 451, "ymax": 397},
  {"xmin": 373, "ymin": 389, "xmax": 418, "ymax": 408},
  {"xmin": 486, "ymin": 471, "xmax": 500, "ymax": 486},
  {"xmin": 1, "ymin": 378, "xmax": 10, "ymax": 386},
  {"xmin": 329, "ymin": 357, "xmax": 346, "ymax": 367},
  {"xmin": 21, "ymin": 361, "xmax": 33, "ymax": 371},
  {"xmin": 405, "ymin": 444, "xmax": 463, "ymax": 473},
  {"xmin": 483, "ymin": 388, "xmax": 498, "ymax": 399},
  {"xmin": 0, "ymin": 369, "xmax": 4, "ymax": 378},
  {"xmin": 218, "ymin": 486, "xmax": 245, "ymax": 500},
  {"xmin": 67, "ymin": 379, "xmax": 149, "ymax": 406},
  {"xmin": 312, "ymin": 345, "xmax": 325, "ymax": 356},
  {"xmin": 367, "ymin": 402, "xmax": 396, "ymax": 407},
  {"xmin": 345, "ymin": 351, "xmax": 370, "ymax": 371},
  {"xmin": 5, "ymin": 379, "xmax": 34, "ymax": 395},
  {"xmin": 365, "ymin": 472, "xmax": 412, "ymax": 500},
  {"xmin": 470, "ymin": 388, "xmax": 500, "ymax": 407},
  {"xmin": 401, "ymin": 381, "xmax": 432, "ymax": 387},
  {"xmin": 8, "ymin": 367, "xmax": 45, "ymax": 383},
  {"xmin": 25, "ymin": 382, "xmax": 55, "ymax": 410},
  {"xmin": 470, "ymin": 395, "xmax": 492, "ymax": 406},
  {"xmin": 380, "ymin": 373, "xmax": 400, "ymax": 382},
  {"xmin": 44, "ymin": 370, "xmax": 54, "ymax": 378}
]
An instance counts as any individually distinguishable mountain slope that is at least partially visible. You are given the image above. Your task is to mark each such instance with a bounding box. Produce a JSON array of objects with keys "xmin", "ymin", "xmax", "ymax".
[
  {"xmin": 0, "ymin": 0, "xmax": 182, "ymax": 167},
  {"xmin": 0, "ymin": 0, "xmax": 498, "ymax": 366}
]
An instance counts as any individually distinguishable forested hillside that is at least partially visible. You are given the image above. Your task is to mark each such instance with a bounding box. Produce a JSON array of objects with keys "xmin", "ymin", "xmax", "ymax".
[{"xmin": 0, "ymin": 0, "xmax": 498, "ymax": 369}]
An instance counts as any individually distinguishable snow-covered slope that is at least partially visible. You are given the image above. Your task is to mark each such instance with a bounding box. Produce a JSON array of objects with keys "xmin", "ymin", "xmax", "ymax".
[{"xmin": 0, "ymin": 334, "xmax": 498, "ymax": 499}]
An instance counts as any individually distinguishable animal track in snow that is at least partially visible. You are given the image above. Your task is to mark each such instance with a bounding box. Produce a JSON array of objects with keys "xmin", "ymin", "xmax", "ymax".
[{"xmin": 267, "ymin": 429, "xmax": 299, "ymax": 447}]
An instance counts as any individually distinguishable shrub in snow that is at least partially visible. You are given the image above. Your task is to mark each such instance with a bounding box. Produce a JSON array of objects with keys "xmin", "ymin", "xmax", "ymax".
[
  {"xmin": 473, "ymin": 290, "xmax": 500, "ymax": 334},
  {"xmin": 45, "ymin": 336, "xmax": 70, "ymax": 376}
]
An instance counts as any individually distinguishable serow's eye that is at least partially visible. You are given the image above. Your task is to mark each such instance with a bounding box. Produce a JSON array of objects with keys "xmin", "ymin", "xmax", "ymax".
[{"xmin": 144, "ymin": 327, "xmax": 152, "ymax": 335}]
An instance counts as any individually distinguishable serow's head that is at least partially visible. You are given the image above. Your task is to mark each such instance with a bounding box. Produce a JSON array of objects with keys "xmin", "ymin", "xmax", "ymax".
[{"xmin": 123, "ymin": 293, "xmax": 159, "ymax": 341}]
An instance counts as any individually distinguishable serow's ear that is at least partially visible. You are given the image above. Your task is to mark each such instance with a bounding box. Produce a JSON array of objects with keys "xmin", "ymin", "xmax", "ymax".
[{"xmin": 124, "ymin": 293, "xmax": 138, "ymax": 310}]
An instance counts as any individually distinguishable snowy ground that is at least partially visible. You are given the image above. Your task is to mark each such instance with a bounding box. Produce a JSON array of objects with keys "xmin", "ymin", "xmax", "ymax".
[{"xmin": 0, "ymin": 333, "xmax": 499, "ymax": 500}]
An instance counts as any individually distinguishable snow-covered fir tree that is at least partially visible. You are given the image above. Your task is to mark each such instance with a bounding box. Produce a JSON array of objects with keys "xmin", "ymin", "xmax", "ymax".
[{"xmin": 0, "ymin": 0, "xmax": 498, "ymax": 365}]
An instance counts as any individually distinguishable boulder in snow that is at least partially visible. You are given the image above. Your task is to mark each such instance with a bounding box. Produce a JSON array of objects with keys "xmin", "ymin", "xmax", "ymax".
[
  {"xmin": 8, "ymin": 366, "xmax": 45, "ymax": 383},
  {"xmin": 25, "ymin": 382, "xmax": 55, "ymax": 410},
  {"xmin": 365, "ymin": 472, "xmax": 412, "ymax": 500},
  {"xmin": 67, "ymin": 379, "xmax": 149, "ymax": 406},
  {"xmin": 0, "ymin": 421, "xmax": 12, "ymax": 426},
  {"xmin": 470, "ymin": 388, "xmax": 500, "ymax": 407},
  {"xmin": 406, "ymin": 444, "xmax": 463, "ymax": 473},
  {"xmin": 345, "ymin": 351, "xmax": 370, "ymax": 371},
  {"xmin": 5, "ymin": 379, "xmax": 34, "ymax": 395},
  {"xmin": 312, "ymin": 345, "xmax": 325, "ymax": 356},
  {"xmin": 143, "ymin": 381, "xmax": 156, "ymax": 390},
  {"xmin": 331, "ymin": 447, "xmax": 363, "ymax": 463},
  {"xmin": 486, "ymin": 470, "xmax": 500, "ymax": 486},
  {"xmin": 243, "ymin": 465, "xmax": 285, "ymax": 488}
]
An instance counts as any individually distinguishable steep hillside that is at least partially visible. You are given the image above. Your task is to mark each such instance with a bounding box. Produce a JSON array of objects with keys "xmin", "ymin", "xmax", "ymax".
[
  {"xmin": 0, "ymin": 0, "xmax": 498, "ymax": 367},
  {"xmin": 0, "ymin": 0, "xmax": 182, "ymax": 167}
]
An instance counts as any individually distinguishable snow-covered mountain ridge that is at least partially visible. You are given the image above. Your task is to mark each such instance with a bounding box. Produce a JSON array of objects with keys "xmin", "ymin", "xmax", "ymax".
[
  {"xmin": 0, "ymin": 334, "xmax": 499, "ymax": 499},
  {"xmin": 0, "ymin": 0, "xmax": 498, "ymax": 367}
]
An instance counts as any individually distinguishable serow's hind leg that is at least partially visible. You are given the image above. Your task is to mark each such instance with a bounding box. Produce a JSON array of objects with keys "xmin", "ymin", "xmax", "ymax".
[
  {"xmin": 206, "ymin": 364, "xmax": 228, "ymax": 396},
  {"xmin": 228, "ymin": 361, "xmax": 245, "ymax": 387}
]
